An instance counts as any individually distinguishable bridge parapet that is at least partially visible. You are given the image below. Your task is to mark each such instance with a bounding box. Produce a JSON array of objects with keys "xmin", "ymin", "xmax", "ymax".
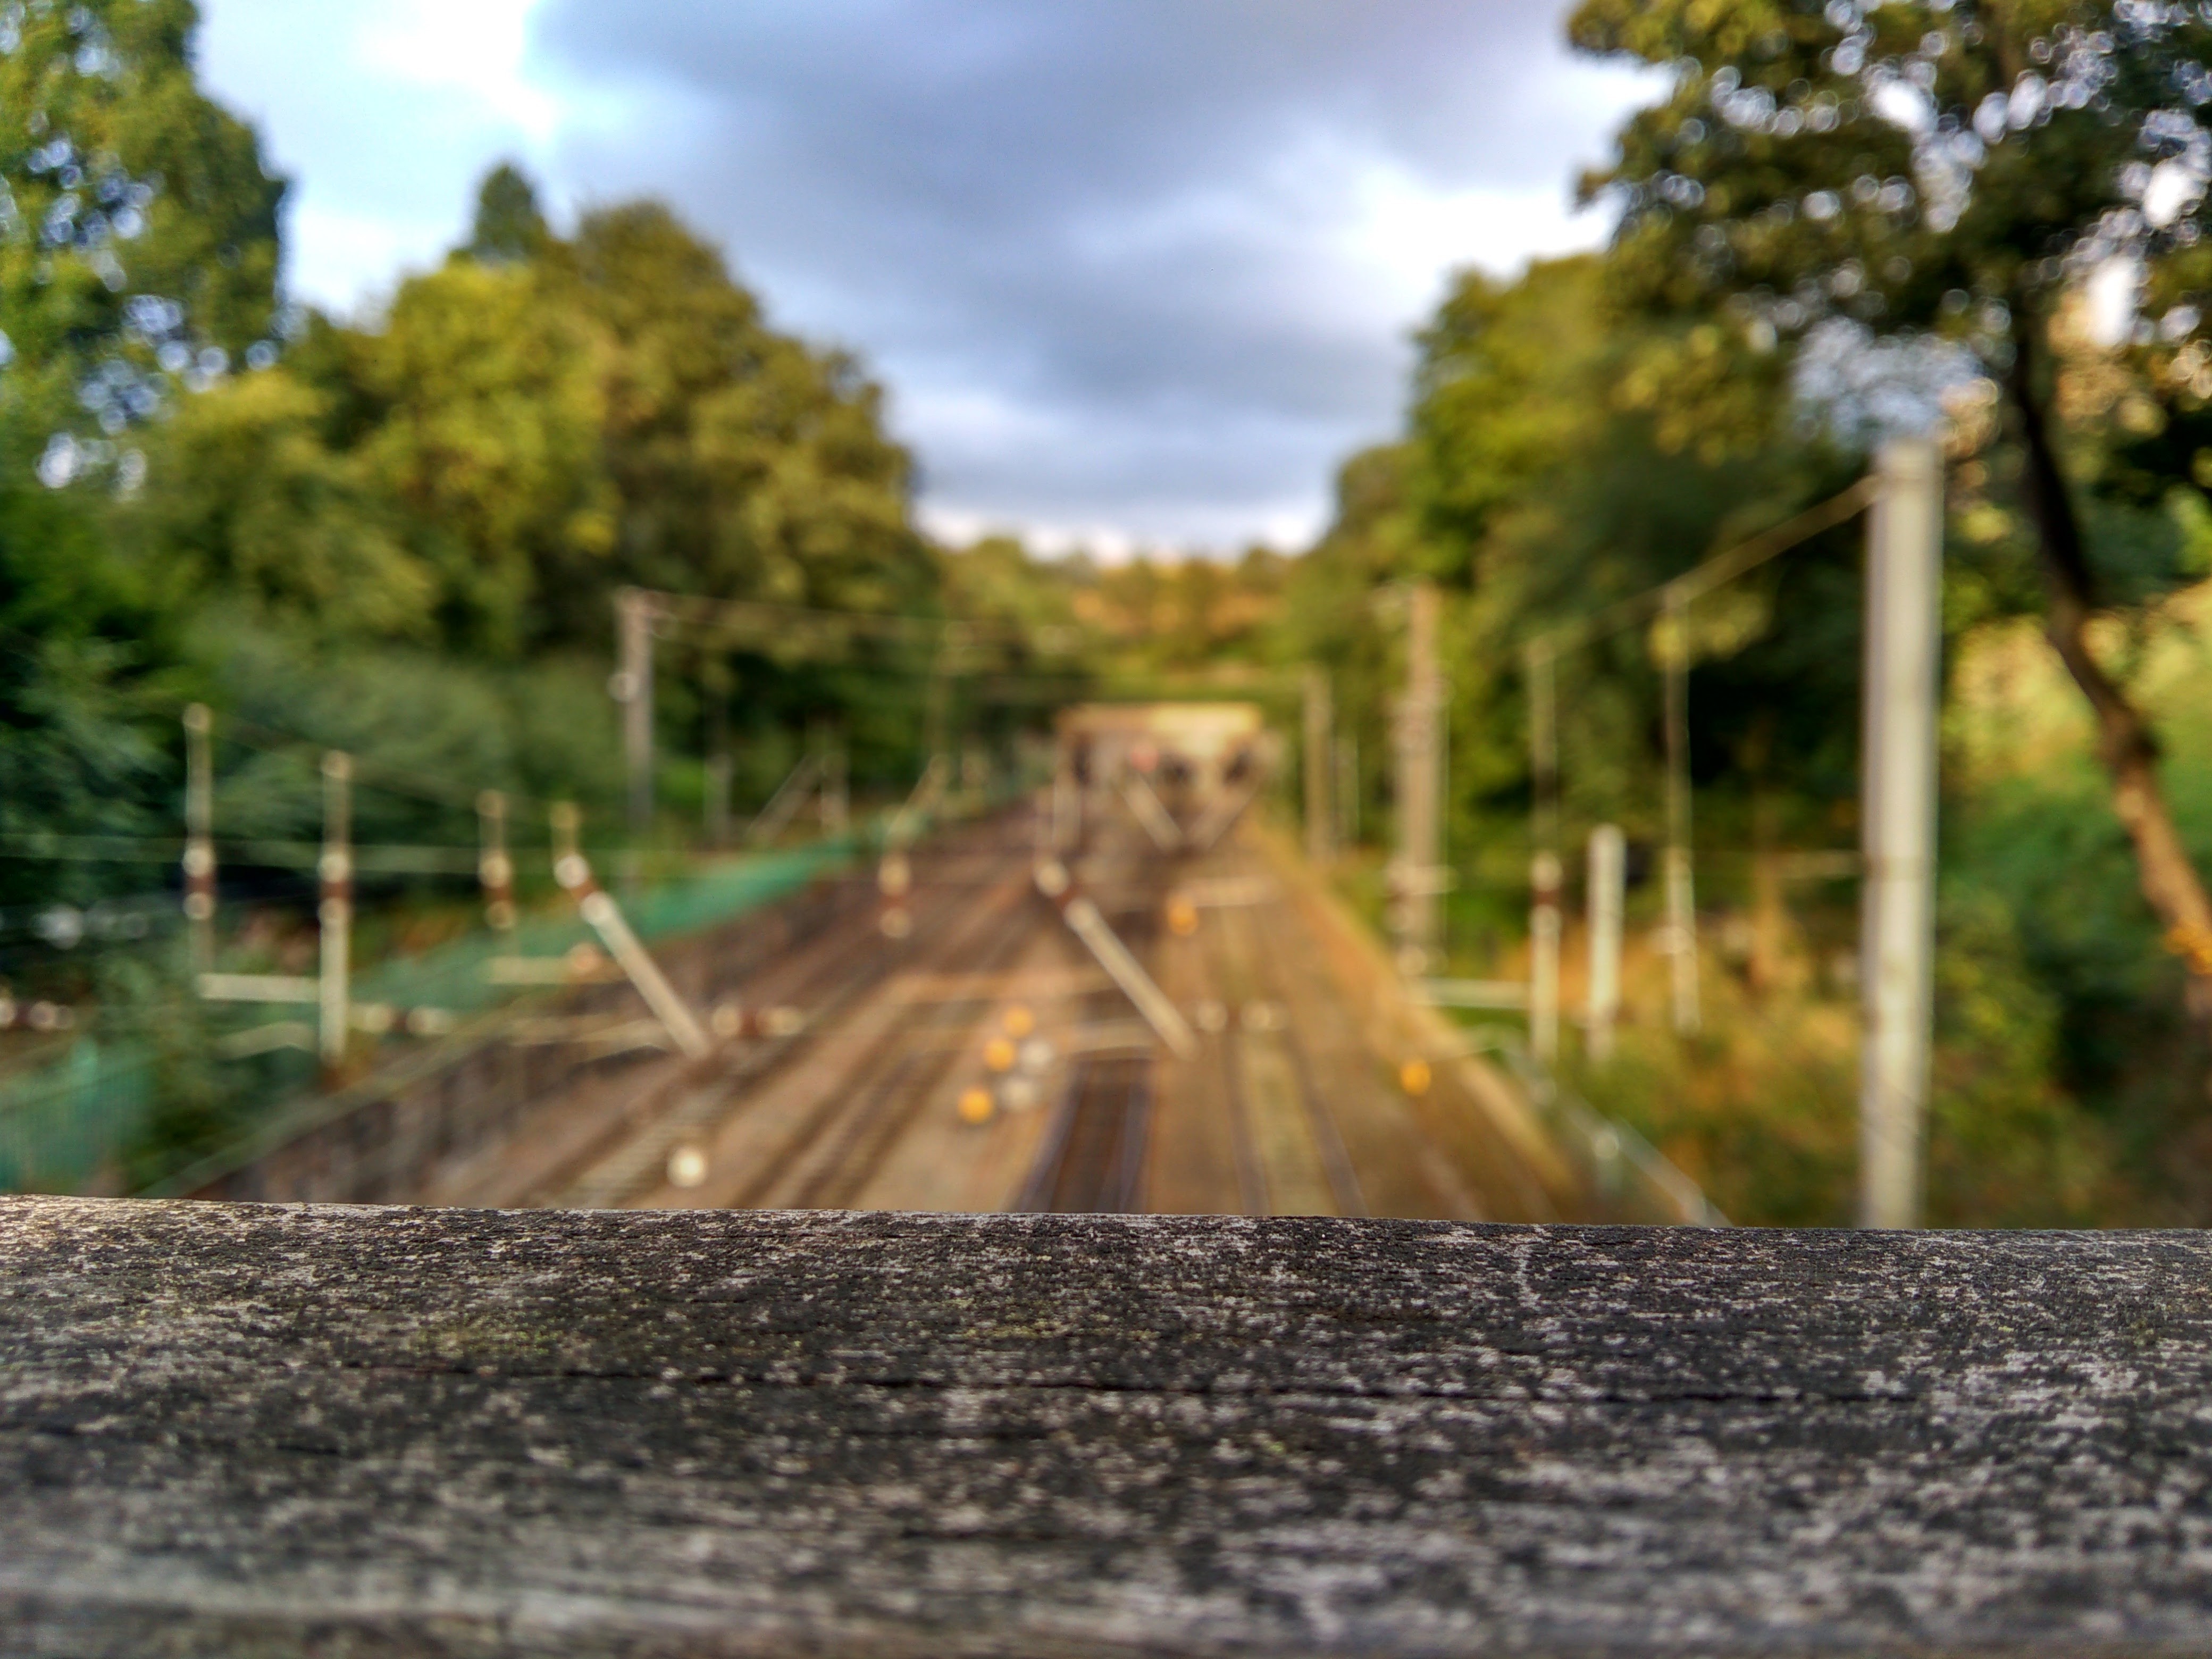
[{"xmin": 3, "ymin": 1197, "xmax": 2205, "ymax": 1656}]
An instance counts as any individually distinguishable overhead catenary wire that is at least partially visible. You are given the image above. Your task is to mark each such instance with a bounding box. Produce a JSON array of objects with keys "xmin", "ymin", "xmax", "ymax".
[
  {"xmin": 628, "ymin": 589, "xmax": 1051, "ymax": 652},
  {"xmin": 1519, "ymin": 476, "xmax": 1877, "ymax": 1058},
  {"xmin": 1524, "ymin": 476, "xmax": 1878, "ymax": 665}
]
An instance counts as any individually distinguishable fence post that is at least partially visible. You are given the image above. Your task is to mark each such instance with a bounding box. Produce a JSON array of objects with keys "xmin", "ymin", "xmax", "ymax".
[
  {"xmin": 1661, "ymin": 586, "xmax": 1700, "ymax": 1036},
  {"xmin": 1336, "ymin": 733, "xmax": 1358, "ymax": 849},
  {"xmin": 1858, "ymin": 437, "xmax": 1943, "ymax": 1230},
  {"xmin": 617, "ymin": 589, "xmax": 655, "ymax": 841},
  {"xmin": 1586, "ymin": 824, "xmax": 1625, "ymax": 1065},
  {"xmin": 182, "ymin": 703, "xmax": 215, "ymax": 971},
  {"xmin": 1526, "ymin": 640, "xmax": 1561, "ymax": 1066},
  {"xmin": 477, "ymin": 790, "xmax": 515, "ymax": 936},
  {"xmin": 319, "ymin": 751, "xmax": 352, "ymax": 1070}
]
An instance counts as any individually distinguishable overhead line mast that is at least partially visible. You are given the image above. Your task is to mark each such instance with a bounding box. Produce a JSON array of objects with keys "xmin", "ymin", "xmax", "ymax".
[{"xmin": 1517, "ymin": 473, "xmax": 1931, "ymax": 1227}]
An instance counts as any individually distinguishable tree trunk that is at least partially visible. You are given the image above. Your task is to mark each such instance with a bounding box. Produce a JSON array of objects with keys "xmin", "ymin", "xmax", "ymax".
[{"xmin": 2008, "ymin": 325, "xmax": 2212, "ymax": 1018}]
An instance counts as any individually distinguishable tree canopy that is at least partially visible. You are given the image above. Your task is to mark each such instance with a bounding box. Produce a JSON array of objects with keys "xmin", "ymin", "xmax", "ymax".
[
  {"xmin": 4, "ymin": 12, "xmax": 941, "ymax": 916},
  {"xmin": 1, "ymin": 0, "xmax": 290, "ymax": 907},
  {"xmin": 1570, "ymin": 0, "xmax": 2212, "ymax": 1020}
]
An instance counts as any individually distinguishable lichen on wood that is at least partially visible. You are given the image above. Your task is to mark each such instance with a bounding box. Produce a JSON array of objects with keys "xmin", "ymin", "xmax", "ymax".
[{"xmin": 5, "ymin": 1197, "xmax": 2212, "ymax": 1656}]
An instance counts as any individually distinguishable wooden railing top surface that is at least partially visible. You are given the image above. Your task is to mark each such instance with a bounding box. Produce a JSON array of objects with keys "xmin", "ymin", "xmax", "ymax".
[{"xmin": 4, "ymin": 1196, "xmax": 2210, "ymax": 1657}]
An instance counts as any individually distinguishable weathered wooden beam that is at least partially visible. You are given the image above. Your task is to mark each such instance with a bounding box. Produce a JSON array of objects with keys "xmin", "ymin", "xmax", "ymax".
[{"xmin": 5, "ymin": 1197, "xmax": 2211, "ymax": 1657}]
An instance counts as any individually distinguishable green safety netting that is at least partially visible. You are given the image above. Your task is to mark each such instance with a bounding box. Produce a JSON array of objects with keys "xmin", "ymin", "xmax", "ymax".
[{"xmin": 0, "ymin": 839, "xmax": 856, "ymax": 1195}]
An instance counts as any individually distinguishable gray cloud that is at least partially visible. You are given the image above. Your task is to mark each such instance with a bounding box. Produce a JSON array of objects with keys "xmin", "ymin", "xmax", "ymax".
[{"xmin": 524, "ymin": 3, "xmax": 1660, "ymax": 548}]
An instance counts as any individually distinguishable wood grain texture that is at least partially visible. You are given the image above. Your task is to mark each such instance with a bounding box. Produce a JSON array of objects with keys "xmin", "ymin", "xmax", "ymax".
[{"xmin": 5, "ymin": 1197, "xmax": 2212, "ymax": 1657}]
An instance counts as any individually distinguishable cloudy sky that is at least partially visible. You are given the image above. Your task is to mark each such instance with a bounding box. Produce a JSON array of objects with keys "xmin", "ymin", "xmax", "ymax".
[{"xmin": 195, "ymin": 2, "xmax": 1658, "ymax": 555}]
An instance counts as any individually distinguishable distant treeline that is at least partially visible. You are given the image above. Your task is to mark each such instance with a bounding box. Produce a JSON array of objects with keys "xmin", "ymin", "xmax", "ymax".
[{"xmin": 17, "ymin": 1, "xmax": 2212, "ymax": 1222}]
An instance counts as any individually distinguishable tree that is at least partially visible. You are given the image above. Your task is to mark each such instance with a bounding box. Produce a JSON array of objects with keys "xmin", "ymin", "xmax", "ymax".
[
  {"xmin": 348, "ymin": 258, "xmax": 616, "ymax": 655},
  {"xmin": 564, "ymin": 200, "xmax": 932, "ymax": 619},
  {"xmin": 0, "ymin": 0, "xmax": 289, "ymax": 912},
  {"xmin": 467, "ymin": 163, "xmax": 549, "ymax": 265},
  {"xmin": 1279, "ymin": 447, "xmax": 1423, "ymax": 838},
  {"xmin": 2, "ymin": 0, "xmax": 287, "ymax": 491},
  {"xmin": 1404, "ymin": 255, "xmax": 1864, "ymax": 843},
  {"xmin": 120, "ymin": 367, "xmax": 432, "ymax": 638},
  {"xmin": 1569, "ymin": 0, "xmax": 2212, "ymax": 1015}
]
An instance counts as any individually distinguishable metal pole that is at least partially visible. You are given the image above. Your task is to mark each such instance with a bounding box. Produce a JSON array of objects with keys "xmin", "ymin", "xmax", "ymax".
[
  {"xmin": 550, "ymin": 812, "xmax": 711, "ymax": 1061},
  {"xmin": 1661, "ymin": 585, "xmax": 1701, "ymax": 1035},
  {"xmin": 1527, "ymin": 640, "xmax": 1561, "ymax": 1066},
  {"xmin": 1337, "ymin": 733, "xmax": 1358, "ymax": 849},
  {"xmin": 1587, "ymin": 824, "xmax": 1625, "ymax": 1065},
  {"xmin": 1120, "ymin": 768, "xmax": 1185, "ymax": 853},
  {"xmin": 1858, "ymin": 437, "xmax": 1943, "ymax": 1230},
  {"xmin": 551, "ymin": 800, "xmax": 581, "ymax": 870},
  {"xmin": 1034, "ymin": 860, "xmax": 1197, "ymax": 1060},
  {"xmin": 1394, "ymin": 581, "xmax": 1443, "ymax": 973},
  {"xmin": 182, "ymin": 703, "xmax": 215, "ymax": 971},
  {"xmin": 319, "ymin": 751, "xmax": 352, "ymax": 1069},
  {"xmin": 1303, "ymin": 666, "xmax": 1334, "ymax": 866},
  {"xmin": 477, "ymin": 790, "xmax": 515, "ymax": 936},
  {"xmin": 617, "ymin": 588, "xmax": 654, "ymax": 841}
]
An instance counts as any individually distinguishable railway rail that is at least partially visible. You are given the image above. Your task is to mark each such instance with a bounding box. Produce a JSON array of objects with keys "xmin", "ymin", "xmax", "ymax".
[
  {"xmin": 1016, "ymin": 842, "xmax": 1173, "ymax": 1213},
  {"xmin": 202, "ymin": 777, "xmax": 1667, "ymax": 1224},
  {"xmin": 417, "ymin": 813, "xmax": 1048, "ymax": 1210}
]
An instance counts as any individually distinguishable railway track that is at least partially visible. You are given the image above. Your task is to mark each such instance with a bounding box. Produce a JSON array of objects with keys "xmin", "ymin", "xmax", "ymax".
[
  {"xmin": 416, "ymin": 813, "xmax": 1041, "ymax": 1209},
  {"xmin": 414, "ymin": 788, "xmax": 1602, "ymax": 1225},
  {"xmin": 557, "ymin": 816, "xmax": 1055, "ymax": 1210},
  {"xmin": 1015, "ymin": 832, "xmax": 1177, "ymax": 1213},
  {"xmin": 186, "ymin": 693, "xmax": 1661, "ymax": 1225},
  {"xmin": 1018, "ymin": 1054, "xmax": 1153, "ymax": 1212},
  {"xmin": 716, "ymin": 869, "xmax": 1049, "ymax": 1210}
]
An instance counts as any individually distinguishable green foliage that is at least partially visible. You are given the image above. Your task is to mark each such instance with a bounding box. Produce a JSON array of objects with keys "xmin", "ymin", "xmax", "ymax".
[
  {"xmin": 112, "ymin": 181, "xmax": 935, "ymax": 663},
  {"xmin": 0, "ymin": 21, "xmax": 944, "ymax": 1012},
  {"xmin": 1, "ymin": 0, "xmax": 286, "ymax": 483},
  {"xmin": 1567, "ymin": 0, "xmax": 2194, "ymax": 348},
  {"xmin": 939, "ymin": 534, "xmax": 1083, "ymax": 634},
  {"xmin": 1565, "ymin": 0, "xmax": 2212, "ymax": 597},
  {"xmin": 1079, "ymin": 546, "xmax": 1291, "ymax": 673},
  {"xmin": 1286, "ymin": 165, "xmax": 2205, "ymax": 1225},
  {"xmin": 1925, "ymin": 884, "xmax": 2135, "ymax": 1226},
  {"xmin": 0, "ymin": 633, "xmax": 167, "ymax": 909},
  {"xmin": 193, "ymin": 621, "xmax": 593, "ymax": 842},
  {"xmin": 1411, "ymin": 257, "xmax": 1621, "ymax": 577},
  {"xmin": 0, "ymin": 0, "xmax": 289, "ymax": 928},
  {"xmin": 350, "ymin": 257, "xmax": 616, "ymax": 653},
  {"xmin": 1400, "ymin": 256, "xmax": 1866, "ymax": 851},
  {"xmin": 118, "ymin": 367, "xmax": 430, "ymax": 635},
  {"xmin": 1572, "ymin": 1002, "xmax": 1861, "ymax": 1228},
  {"xmin": 467, "ymin": 163, "xmax": 549, "ymax": 266},
  {"xmin": 1280, "ymin": 447, "xmax": 1419, "ymax": 837},
  {"xmin": 1574, "ymin": 880, "xmax": 2143, "ymax": 1228},
  {"xmin": 563, "ymin": 202, "xmax": 932, "ymax": 629},
  {"xmin": 97, "ymin": 939, "xmax": 241, "ymax": 1190}
]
